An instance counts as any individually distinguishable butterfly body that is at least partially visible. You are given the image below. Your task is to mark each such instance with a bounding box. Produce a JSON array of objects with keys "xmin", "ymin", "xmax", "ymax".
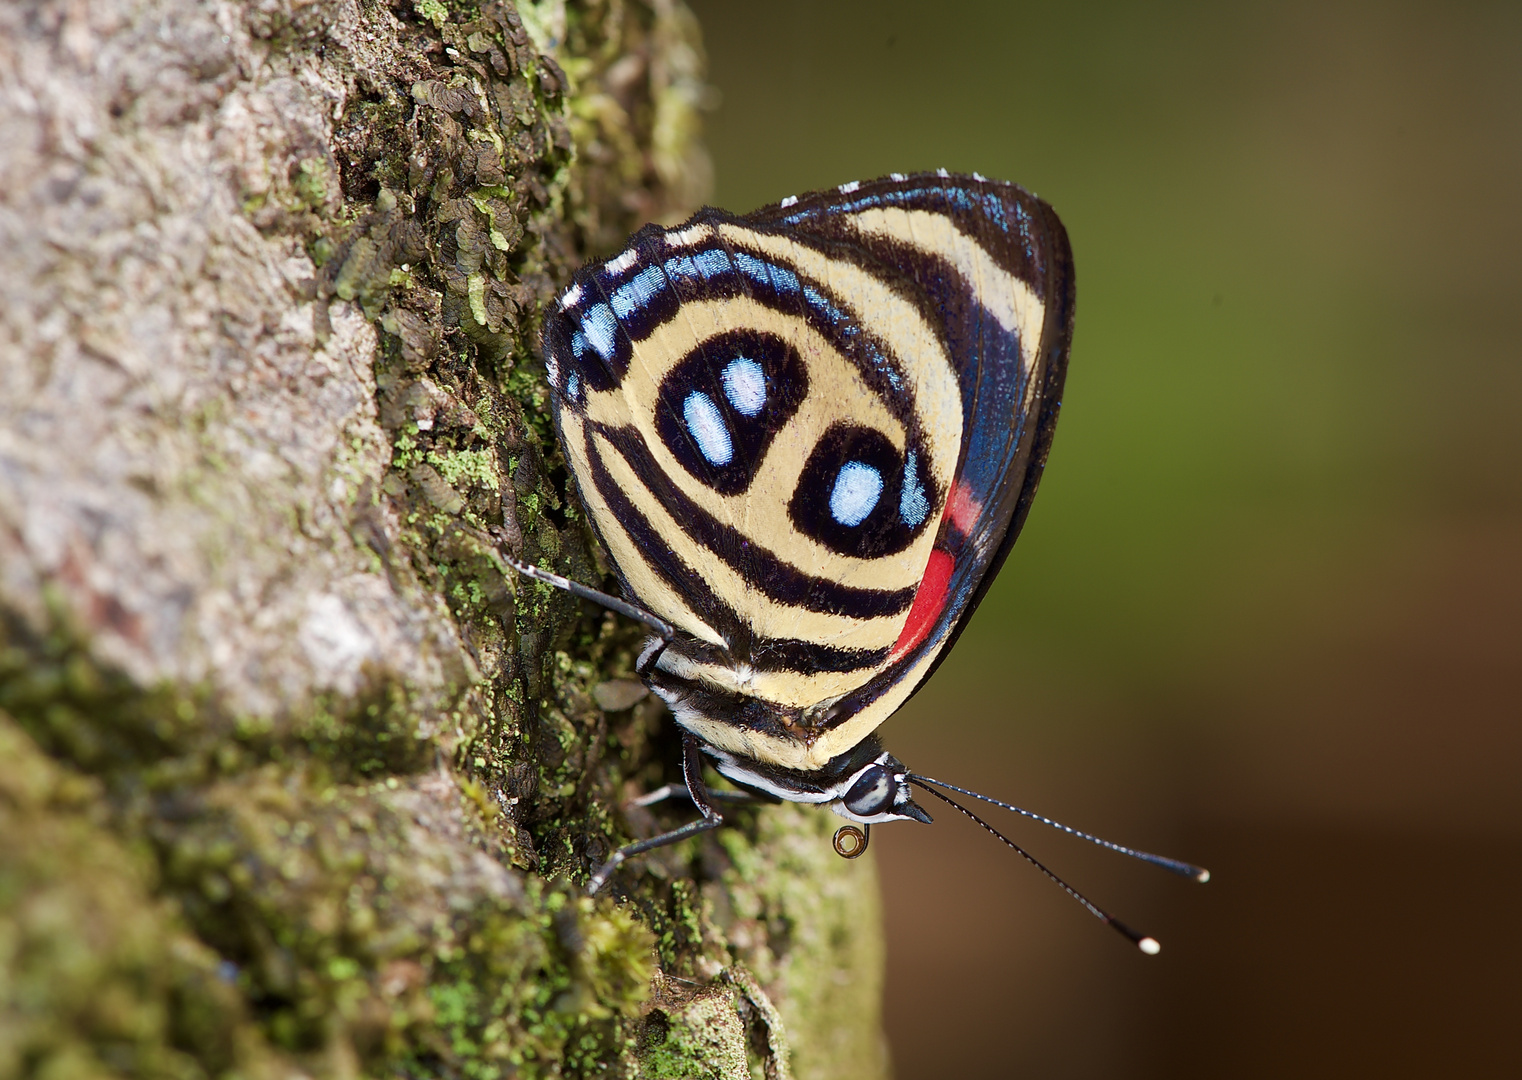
[{"xmin": 540, "ymin": 171, "xmax": 1074, "ymax": 831}]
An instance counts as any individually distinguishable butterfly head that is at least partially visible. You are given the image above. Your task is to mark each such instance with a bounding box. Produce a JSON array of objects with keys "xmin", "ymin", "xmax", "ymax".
[
  {"xmin": 700, "ymin": 736, "xmax": 932, "ymax": 825},
  {"xmin": 831, "ymin": 752, "xmax": 933, "ymax": 826}
]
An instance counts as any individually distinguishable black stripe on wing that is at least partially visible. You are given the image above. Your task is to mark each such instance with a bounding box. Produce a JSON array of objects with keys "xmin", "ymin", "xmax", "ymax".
[
  {"xmin": 582, "ymin": 425, "xmax": 892, "ymax": 676},
  {"xmin": 547, "ymin": 231, "xmax": 925, "ymax": 433},
  {"xmin": 667, "ymin": 634, "xmax": 887, "ymax": 678},
  {"xmin": 749, "ymin": 172, "xmax": 1056, "ymax": 291},
  {"xmin": 593, "ymin": 421, "xmax": 916, "ymax": 620},
  {"xmin": 749, "ymin": 172, "xmax": 1076, "ymax": 731},
  {"xmin": 578, "ymin": 420, "xmax": 743, "ymax": 646}
]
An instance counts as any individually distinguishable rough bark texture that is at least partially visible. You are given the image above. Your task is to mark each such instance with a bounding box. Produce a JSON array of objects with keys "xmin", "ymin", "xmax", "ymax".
[{"xmin": 0, "ymin": 2, "xmax": 889, "ymax": 1078}]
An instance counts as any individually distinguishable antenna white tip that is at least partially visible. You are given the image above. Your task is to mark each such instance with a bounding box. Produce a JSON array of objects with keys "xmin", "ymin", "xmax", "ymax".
[
  {"xmin": 1138, "ymin": 937, "xmax": 1161, "ymax": 956},
  {"xmin": 1195, "ymin": 869, "xmax": 1211, "ymax": 884}
]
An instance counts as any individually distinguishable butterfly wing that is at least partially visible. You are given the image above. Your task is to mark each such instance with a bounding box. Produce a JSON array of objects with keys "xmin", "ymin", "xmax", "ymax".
[
  {"xmin": 542, "ymin": 172, "xmax": 1073, "ymax": 770},
  {"xmin": 742, "ymin": 173, "xmax": 1075, "ymax": 763}
]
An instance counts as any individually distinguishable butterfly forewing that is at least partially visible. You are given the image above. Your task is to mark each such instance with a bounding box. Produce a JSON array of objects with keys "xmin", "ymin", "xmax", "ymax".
[{"xmin": 542, "ymin": 172, "xmax": 1073, "ymax": 770}]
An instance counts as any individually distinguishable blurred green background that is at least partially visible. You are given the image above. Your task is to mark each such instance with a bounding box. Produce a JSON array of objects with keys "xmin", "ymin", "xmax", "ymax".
[{"xmin": 683, "ymin": 1, "xmax": 1522, "ymax": 1076}]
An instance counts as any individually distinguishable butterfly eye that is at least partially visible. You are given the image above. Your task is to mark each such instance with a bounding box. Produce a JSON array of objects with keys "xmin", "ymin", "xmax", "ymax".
[{"xmin": 843, "ymin": 765, "xmax": 896, "ymax": 817}]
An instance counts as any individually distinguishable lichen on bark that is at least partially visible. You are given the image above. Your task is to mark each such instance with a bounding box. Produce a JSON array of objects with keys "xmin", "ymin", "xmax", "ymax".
[{"xmin": 0, "ymin": 2, "xmax": 887, "ymax": 1079}]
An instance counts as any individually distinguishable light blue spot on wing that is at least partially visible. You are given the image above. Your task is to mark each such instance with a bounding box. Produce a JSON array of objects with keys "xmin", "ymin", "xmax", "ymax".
[
  {"xmin": 683, "ymin": 392, "xmax": 733, "ymax": 466},
  {"xmin": 732, "ymin": 251, "xmax": 768, "ymax": 286},
  {"xmin": 731, "ymin": 252, "xmax": 800, "ymax": 295},
  {"xmin": 570, "ymin": 330, "xmax": 589, "ymax": 358},
  {"xmin": 693, "ymin": 250, "xmax": 731, "ymax": 278},
  {"xmin": 565, "ymin": 372, "xmax": 581, "ymax": 402},
  {"xmin": 899, "ymin": 451, "xmax": 929, "ymax": 527},
  {"xmin": 722, "ymin": 358, "xmax": 766, "ymax": 416},
  {"xmin": 663, "ymin": 254, "xmax": 697, "ymax": 281},
  {"xmin": 610, "ymin": 266, "xmax": 666, "ymax": 318},
  {"xmin": 579, "ymin": 303, "xmax": 617, "ymax": 361},
  {"xmin": 830, "ymin": 462, "xmax": 883, "ymax": 527},
  {"xmin": 770, "ymin": 264, "xmax": 799, "ymax": 293}
]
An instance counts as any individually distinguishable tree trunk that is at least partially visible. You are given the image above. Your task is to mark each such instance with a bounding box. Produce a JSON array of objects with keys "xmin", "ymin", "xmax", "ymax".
[{"xmin": 0, "ymin": 2, "xmax": 888, "ymax": 1077}]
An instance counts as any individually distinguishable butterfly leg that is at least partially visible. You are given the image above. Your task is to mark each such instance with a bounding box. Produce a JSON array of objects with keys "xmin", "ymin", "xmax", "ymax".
[
  {"xmin": 587, "ymin": 733, "xmax": 722, "ymax": 894},
  {"xmin": 497, "ymin": 549, "xmax": 677, "ymax": 640},
  {"xmin": 498, "ymin": 542, "xmax": 680, "ymax": 682},
  {"xmin": 631, "ymin": 784, "xmax": 772, "ymax": 808},
  {"xmin": 495, "ymin": 541, "xmax": 735, "ymax": 890}
]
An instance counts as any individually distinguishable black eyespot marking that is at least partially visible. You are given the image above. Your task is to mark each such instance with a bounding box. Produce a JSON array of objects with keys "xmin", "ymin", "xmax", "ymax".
[
  {"xmin": 789, "ymin": 423, "xmax": 935, "ymax": 558},
  {"xmin": 654, "ymin": 330, "xmax": 808, "ymax": 495},
  {"xmin": 843, "ymin": 765, "xmax": 895, "ymax": 816}
]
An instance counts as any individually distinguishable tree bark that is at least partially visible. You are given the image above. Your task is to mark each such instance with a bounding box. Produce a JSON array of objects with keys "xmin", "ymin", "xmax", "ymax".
[{"xmin": 0, "ymin": 2, "xmax": 888, "ymax": 1078}]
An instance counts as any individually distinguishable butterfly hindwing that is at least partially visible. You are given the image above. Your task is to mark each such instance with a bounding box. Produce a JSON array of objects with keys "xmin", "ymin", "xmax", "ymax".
[
  {"xmin": 749, "ymin": 174, "xmax": 1075, "ymax": 751},
  {"xmin": 542, "ymin": 172, "xmax": 1074, "ymax": 770}
]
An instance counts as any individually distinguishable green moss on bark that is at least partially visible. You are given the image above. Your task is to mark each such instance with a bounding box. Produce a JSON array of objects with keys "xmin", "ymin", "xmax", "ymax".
[{"xmin": 0, "ymin": 711, "xmax": 285, "ymax": 1080}]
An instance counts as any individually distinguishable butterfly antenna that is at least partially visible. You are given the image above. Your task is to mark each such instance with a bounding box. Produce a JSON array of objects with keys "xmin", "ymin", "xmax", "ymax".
[
  {"xmin": 908, "ymin": 778, "xmax": 1163, "ymax": 955},
  {"xmin": 909, "ymin": 774, "xmax": 1210, "ymax": 883}
]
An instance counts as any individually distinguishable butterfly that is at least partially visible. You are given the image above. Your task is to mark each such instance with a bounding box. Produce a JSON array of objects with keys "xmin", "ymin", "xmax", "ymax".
[{"xmin": 512, "ymin": 171, "xmax": 1206, "ymax": 952}]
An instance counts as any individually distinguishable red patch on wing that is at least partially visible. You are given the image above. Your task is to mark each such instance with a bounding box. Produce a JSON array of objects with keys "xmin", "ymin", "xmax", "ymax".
[
  {"xmin": 889, "ymin": 548, "xmax": 955, "ymax": 662},
  {"xmin": 946, "ymin": 480, "xmax": 984, "ymax": 537}
]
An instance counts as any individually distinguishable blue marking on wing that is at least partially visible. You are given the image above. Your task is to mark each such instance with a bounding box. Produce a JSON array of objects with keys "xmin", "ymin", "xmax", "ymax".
[
  {"xmin": 694, "ymin": 249, "xmax": 731, "ymax": 277},
  {"xmin": 668, "ymin": 247, "xmax": 803, "ymax": 301},
  {"xmin": 801, "ymin": 285, "xmax": 851, "ymax": 334},
  {"xmin": 722, "ymin": 357, "xmax": 766, "ymax": 417},
  {"xmin": 570, "ymin": 330, "xmax": 589, "ymax": 358},
  {"xmin": 683, "ymin": 391, "xmax": 734, "ymax": 466},
  {"xmin": 776, "ymin": 183, "xmax": 1034, "ymax": 248},
  {"xmin": 899, "ymin": 451, "xmax": 929, "ymax": 527},
  {"xmin": 733, "ymin": 251, "xmax": 800, "ymax": 295},
  {"xmin": 609, "ymin": 266, "xmax": 667, "ymax": 319},
  {"xmin": 579, "ymin": 303, "xmax": 618, "ymax": 362},
  {"xmin": 776, "ymin": 185, "xmax": 980, "ymax": 225},
  {"xmin": 662, "ymin": 253, "xmax": 697, "ymax": 281},
  {"xmin": 662, "ymin": 250, "xmax": 732, "ymax": 283},
  {"xmin": 829, "ymin": 462, "xmax": 883, "ymax": 527},
  {"xmin": 730, "ymin": 250, "xmax": 767, "ymax": 286},
  {"xmin": 801, "ymin": 284, "xmax": 901, "ymax": 390}
]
